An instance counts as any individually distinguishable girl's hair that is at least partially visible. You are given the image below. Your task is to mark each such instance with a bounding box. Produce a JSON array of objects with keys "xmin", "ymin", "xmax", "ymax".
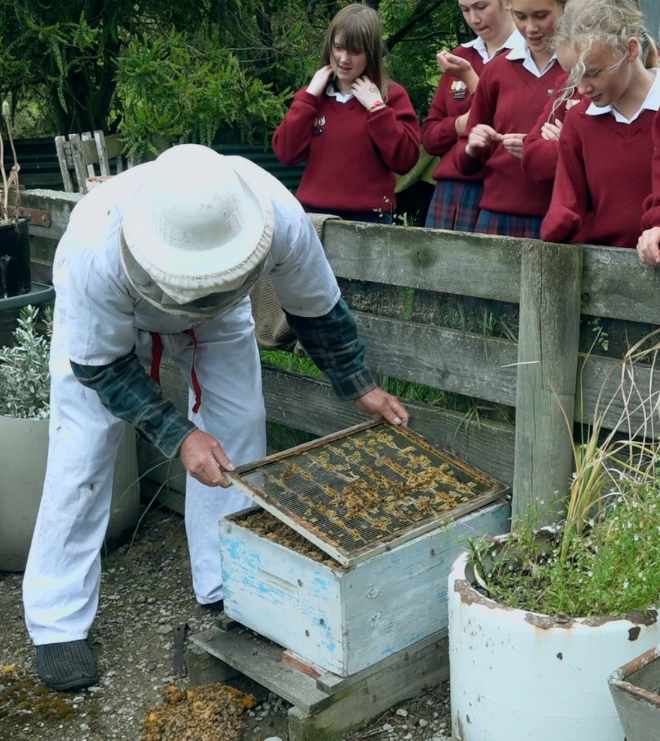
[
  {"xmin": 320, "ymin": 3, "xmax": 389, "ymax": 100},
  {"xmin": 554, "ymin": 0, "xmax": 658, "ymax": 78},
  {"xmin": 550, "ymin": 0, "xmax": 658, "ymax": 118},
  {"xmin": 510, "ymin": 0, "xmax": 567, "ymax": 7}
]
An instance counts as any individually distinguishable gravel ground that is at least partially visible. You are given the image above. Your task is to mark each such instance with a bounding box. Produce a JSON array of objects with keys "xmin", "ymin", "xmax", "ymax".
[{"xmin": 0, "ymin": 506, "xmax": 452, "ymax": 741}]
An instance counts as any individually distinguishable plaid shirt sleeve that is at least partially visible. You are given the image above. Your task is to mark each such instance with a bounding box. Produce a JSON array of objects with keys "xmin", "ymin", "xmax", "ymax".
[
  {"xmin": 285, "ymin": 297, "xmax": 376, "ymax": 400},
  {"xmin": 71, "ymin": 351, "xmax": 195, "ymax": 459}
]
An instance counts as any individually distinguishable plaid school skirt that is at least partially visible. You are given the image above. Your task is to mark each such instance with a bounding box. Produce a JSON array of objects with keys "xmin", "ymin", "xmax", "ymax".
[
  {"xmin": 425, "ymin": 179, "xmax": 483, "ymax": 232},
  {"xmin": 475, "ymin": 208, "xmax": 543, "ymax": 239}
]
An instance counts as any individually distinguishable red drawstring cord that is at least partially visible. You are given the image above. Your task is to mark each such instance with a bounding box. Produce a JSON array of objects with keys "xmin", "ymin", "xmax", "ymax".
[
  {"xmin": 149, "ymin": 330, "xmax": 202, "ymax": 413},
  {"xmin": 148, "ymin": 332, "xmax": 163, "ymax": 384},
  {"xmin": 184, "ymin": 329, "xmax": 203, "ymax": 414}
]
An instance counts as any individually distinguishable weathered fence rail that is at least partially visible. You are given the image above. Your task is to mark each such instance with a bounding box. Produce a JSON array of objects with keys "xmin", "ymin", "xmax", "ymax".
[{"xmin": 14, "ymin": 189, "xmax": 660, "ymax": 520}]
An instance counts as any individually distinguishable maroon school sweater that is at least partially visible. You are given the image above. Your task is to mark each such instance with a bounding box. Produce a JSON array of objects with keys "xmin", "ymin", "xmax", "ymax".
[
  {"xmin": 522, "ymin": 71, "xmax": 583, "ymax": 185},
  {"xmin": 272, "ymin": 81, "xmax": 420, "ymax": 213},
  {"xmin": 453, "ymin": 52, "xmax": 560, "ymax": 216},
  {"xmin": 422, "ymin": 45, "xmax": 486, "ymax": 183},
  {"xmin": 642, "ymin": 110, "xmax": 660, "ymax": 229},
  {"xmin": 541, "ymin": 99, "xmax": 654, "ymax": 248}
]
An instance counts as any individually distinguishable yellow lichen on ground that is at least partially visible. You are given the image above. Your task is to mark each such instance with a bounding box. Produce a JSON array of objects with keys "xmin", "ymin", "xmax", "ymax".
[
  {"xmin": 141, "ymin": 682, "xmax": 256, "ymax": 741},
  {"xmin": 0, "ymin": 663, "xmax": 22, "ymax": 680}
]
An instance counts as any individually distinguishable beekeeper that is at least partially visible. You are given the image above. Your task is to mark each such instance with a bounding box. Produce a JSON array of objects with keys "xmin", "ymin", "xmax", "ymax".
[{"xmin": 23, "ymin": 144, "xmax": 408, "ymax": 693}]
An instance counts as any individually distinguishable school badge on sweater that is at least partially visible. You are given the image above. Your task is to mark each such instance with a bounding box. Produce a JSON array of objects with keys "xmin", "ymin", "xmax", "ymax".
[
  {"xmin": 451, "ymin": 80, "xmax": 467, "ymax": 100},
  {"xmin": 313, "ymin": 115, "xmax": 326, "ymax": 135}
]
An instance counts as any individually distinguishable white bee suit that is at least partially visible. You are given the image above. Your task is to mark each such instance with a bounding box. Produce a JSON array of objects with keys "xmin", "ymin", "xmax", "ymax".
[{"xmin": 23, "ymin": 161, "xmax": 340, "ymax": 645}]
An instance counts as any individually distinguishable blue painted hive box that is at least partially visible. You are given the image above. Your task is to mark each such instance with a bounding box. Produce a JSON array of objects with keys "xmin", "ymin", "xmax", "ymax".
[{"xmin": 221, "ymin": 421, "xmax": 509, "ymax": 677}]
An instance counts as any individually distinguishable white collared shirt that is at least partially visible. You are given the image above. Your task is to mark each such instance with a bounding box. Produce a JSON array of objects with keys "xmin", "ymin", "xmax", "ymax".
[
  {"xmin": 462, "ymin": 29, "xmax": 523, "ymax": 64},
  {"xmin": 585, "ymin": 67, "xmax": 660, "ymax": 124},
  {"xmin": 325, "ymin": 85, "xmax": 354, "ymax": 104},
  {"xmin": 506, "ymin": 43, "xmax": 557, "ymax": 78}
]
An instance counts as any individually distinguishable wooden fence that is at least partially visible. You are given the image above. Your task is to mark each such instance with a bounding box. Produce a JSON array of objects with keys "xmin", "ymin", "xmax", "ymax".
[
  {"xmin": 641, "ymin": 0, "xmax": 660, "ymax": 41},
  {"xmin": 15, "ymin": 189, "xmax": 660, "ymax": 520}
]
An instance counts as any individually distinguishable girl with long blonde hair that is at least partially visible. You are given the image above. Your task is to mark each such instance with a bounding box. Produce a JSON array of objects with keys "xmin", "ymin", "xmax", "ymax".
[{"xmin": 541, "ymin": 0, "xmax": 659, "ymax": 248}]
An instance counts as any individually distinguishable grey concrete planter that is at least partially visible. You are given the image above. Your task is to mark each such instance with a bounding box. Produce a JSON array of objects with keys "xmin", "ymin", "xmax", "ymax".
[
  {"xmin": 0, "ymin": 416, "xmax": 140, "ymax": 571},
  {"xmin": 609, "ymin": 646, "xmax": 660, "ymax": 741}
]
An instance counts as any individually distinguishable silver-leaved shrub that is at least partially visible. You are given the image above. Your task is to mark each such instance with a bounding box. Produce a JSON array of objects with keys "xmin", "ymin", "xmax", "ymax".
[{"xmin": 0, "ymin": 304, "xmax": 52, "ymax": 419}]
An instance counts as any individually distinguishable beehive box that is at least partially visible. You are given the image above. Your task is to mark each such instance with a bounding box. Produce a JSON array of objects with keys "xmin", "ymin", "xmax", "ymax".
[{"xmin": 220, "ymin": 421, "xmax": 509, "ymax": 677}]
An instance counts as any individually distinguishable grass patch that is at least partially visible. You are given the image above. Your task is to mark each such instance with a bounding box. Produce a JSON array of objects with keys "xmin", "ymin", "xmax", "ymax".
[
  {"xmin": 260, "ymin": 349, "xmax": 322, "ymax": 378},
  {"xmin": 260, "ymin": 350, "xmax": 514, "ymax": 425}
]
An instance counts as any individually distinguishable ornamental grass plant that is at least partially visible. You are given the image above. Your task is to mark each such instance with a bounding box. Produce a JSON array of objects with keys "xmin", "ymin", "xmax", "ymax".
[{"xmin": 469, "ymin": 329, "xmax": 660, "ymax": 618}]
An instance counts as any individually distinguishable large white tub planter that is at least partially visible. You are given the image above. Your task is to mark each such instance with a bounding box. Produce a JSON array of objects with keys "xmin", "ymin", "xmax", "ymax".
[
  {"xmin": 0, "ymin": 416, "xmax": 140, "ymax": 571},
  {"xmin": 448, "ymin": 550, "xmax": 660, "ymax": 741}
]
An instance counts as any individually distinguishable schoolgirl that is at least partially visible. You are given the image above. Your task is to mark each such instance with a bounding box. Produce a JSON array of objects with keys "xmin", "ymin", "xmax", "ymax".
[
  {"xmin": 272, "ymin": 3, "xmax": 420, "ymax": 223},
  {"xmin": 453, "ymin": 0, "xmax": 566, "ymax": 239},
  {"xmin": 541, "ymin": 0, "xmax": 659, "ymax": 249},
  {"xmin": 422, "ymin": 0, "xmax": 518, "ymax": 231}
]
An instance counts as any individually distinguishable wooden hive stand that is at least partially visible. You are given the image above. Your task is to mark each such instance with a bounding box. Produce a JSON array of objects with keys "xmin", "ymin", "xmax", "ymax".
[{"xmin": 187, "ymin": 614, "xmax": 449, "ymax": 741}]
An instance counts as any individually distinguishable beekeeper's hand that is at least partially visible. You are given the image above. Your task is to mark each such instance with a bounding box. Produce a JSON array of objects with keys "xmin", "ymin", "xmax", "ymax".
[
  {"xmin": 179, "ymin": 429, "xmax": 235, "ymax": 488},
  {"xmin": 637, "ymin": 227, "xmax": 660, "ymax": 267},
  {"xmin": 355, "ymin": 387, "xmax": 409, "ymax": 426}
]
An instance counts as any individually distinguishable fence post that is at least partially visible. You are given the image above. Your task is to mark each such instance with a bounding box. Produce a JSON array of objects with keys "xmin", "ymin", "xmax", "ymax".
[
  {"xmin": 512, "ymin": 241, "xmax": 583, "ymax": 522},
  {"xmin": 640, "ymin": 0, "xmax": 660, "ymax": 41}
]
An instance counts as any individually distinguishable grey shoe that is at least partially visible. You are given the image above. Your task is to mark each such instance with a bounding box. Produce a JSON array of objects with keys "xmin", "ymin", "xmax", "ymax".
[
  {"xmin": 201, "ymin": 598, "xmax": 224, "ymax": 612},
  {"xmin": 36, "ymin": 639, "xmax": 99, "ymax": 692}
]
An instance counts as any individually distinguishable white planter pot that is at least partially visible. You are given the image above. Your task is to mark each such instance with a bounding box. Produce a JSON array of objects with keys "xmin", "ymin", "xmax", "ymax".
[
  {"xmin": 0, "ymin": 415, "xmax": 140, "ymax": 571},
  {"xmin": 448, "ymin": 550, "xmax": 660, "ymax": 741}
]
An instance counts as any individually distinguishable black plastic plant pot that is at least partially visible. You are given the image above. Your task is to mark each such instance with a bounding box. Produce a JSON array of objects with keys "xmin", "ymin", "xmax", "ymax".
[{"xmin": 0, "ymin": 216, "xmax": 31, "ymax": 298}]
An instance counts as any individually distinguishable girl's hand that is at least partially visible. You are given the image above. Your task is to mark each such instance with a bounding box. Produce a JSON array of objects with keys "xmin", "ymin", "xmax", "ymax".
[
  {"xmin": 436, "ymin": 51, "xmax": 479, "ymax": 92},
  {"xmin": 637, "ymin": 227, "xmax": 660, "ymax": 266},
  {"xmin": 466, "ymin": 124, "xmax": 501, "ymax": 157},
  {"xmin": 307, "ymin": 65, "xmax": 333, "ymax": 97},
  {"xmin": 455, "ymin": 111, "xmax": 470, "ymax": 134},
  {"xmin": 501, "ymin": 132, "xmax": 526, "ymax": 160},
  {"xmin": 352, "ymin": 76, "xmax": 385, "ymax": 111},
  {"xmin": 541, "ymin": 119, "xmax": 564, "ymax": 141}
]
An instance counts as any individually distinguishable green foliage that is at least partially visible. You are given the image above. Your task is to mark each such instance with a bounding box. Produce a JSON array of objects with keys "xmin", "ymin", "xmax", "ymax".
[
  {"xmin": 382, "ymin": 0, "xmax": 464, "ymax": 119},
  {"xmin": 0, "ymin": 0, "xmax": 466, "ymax": 138},
  {"xmin": 115, "ymin": 29, "xmax": 290, "ymax": 158},
  {"xmin": 0, "ymin": 305, "xmax": 53, "ymax": 419},
  {"xmin": 0, "ymin": 0, "xmax": 126, "ymax": 133},
  {"xmin": 261, "ymin": 349, "xmax": 323, "ymax": 377}
]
